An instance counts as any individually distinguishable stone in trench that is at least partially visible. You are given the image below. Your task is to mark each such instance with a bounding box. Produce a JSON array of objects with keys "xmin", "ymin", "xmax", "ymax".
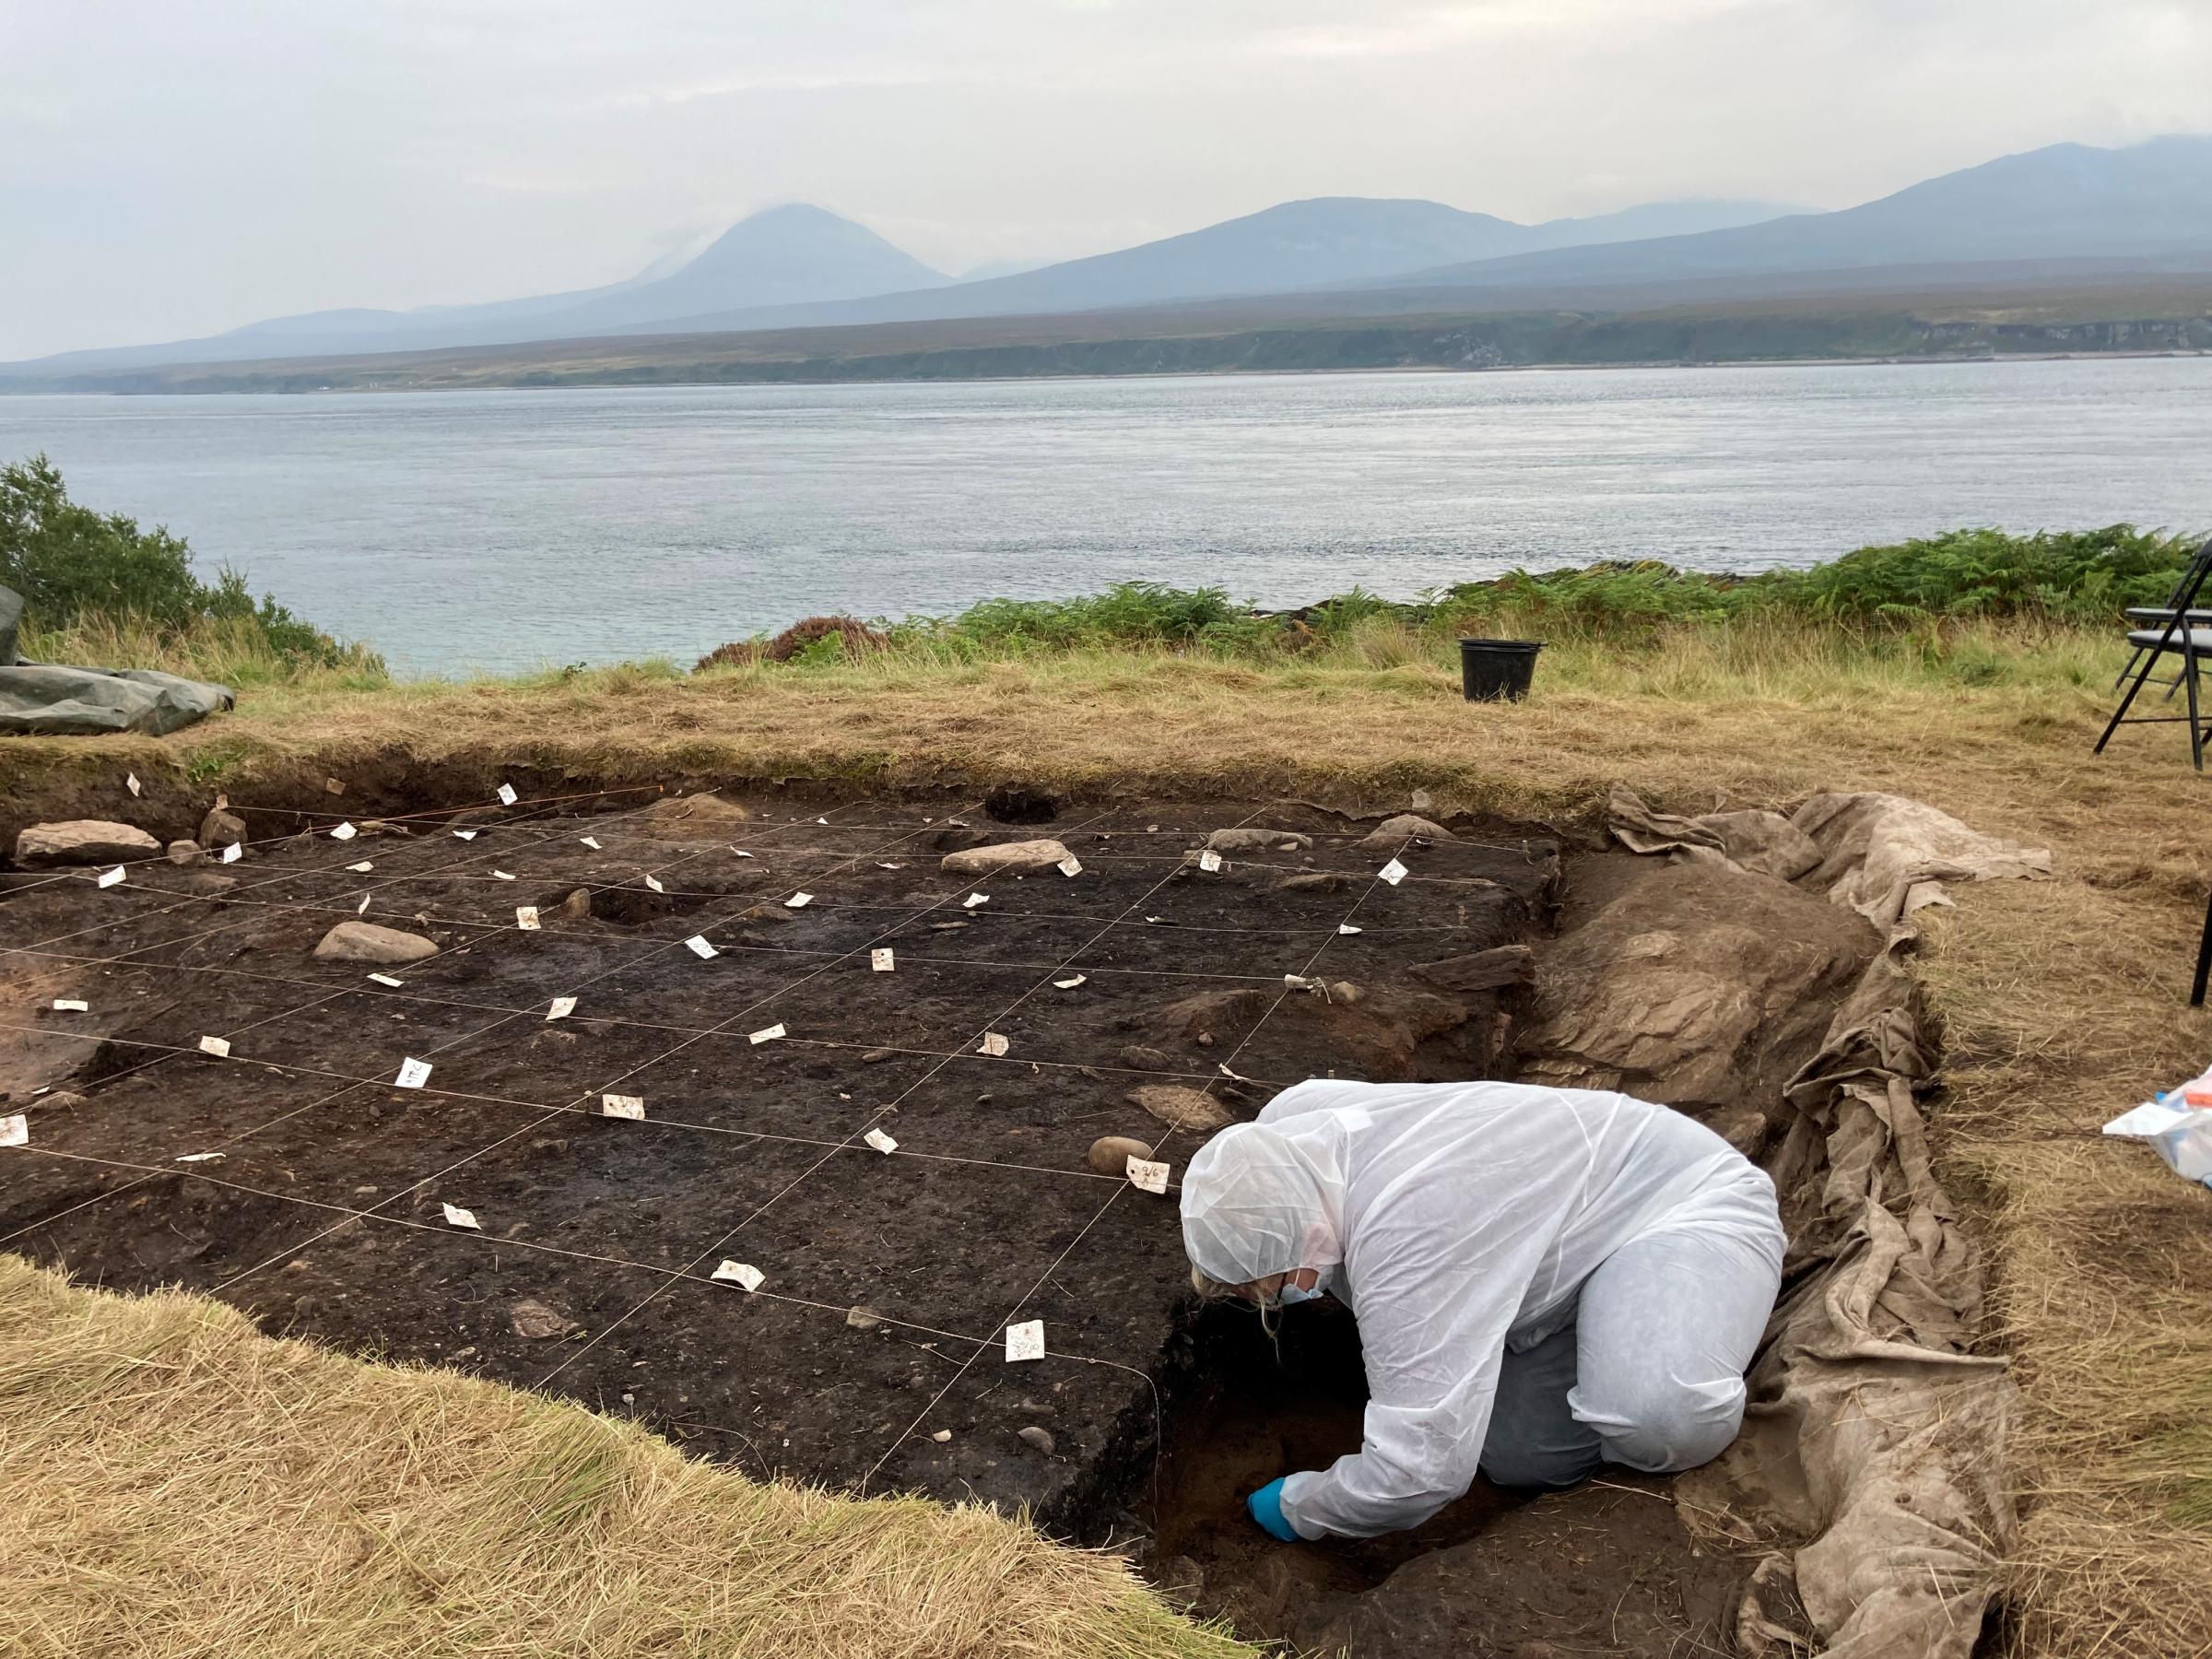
[
  {"xmin": 559, "ymin": 888, "xmax": 593, "ymax": 920},
  {"xmin": 1119, "ymin": 1044, "xmax": 1171, "ymax": 1072},
  {"xmin": 939, "ymin": 839, "xmax": 1073, "ymax": 877},
  {"xmin": 846, "ymin": 1305, "xmax": 885, "ymax": 1331},
  {"xmin": 1278, "ymin": 871, "xmax": 1350, "ymax": 892},
  {"xmin": 1086, "ymin": 1135, "xmax": 1156, "ymax": 1176},
  {"xmin": 1356, "ymin": 813, "xmax": 1454, "ymax": 851},
  {"xmin": 1017, "ymin": 1426, "xmax": 1056, "ymax": 1456},
  {"xmin": 1206, "ymin": 828, "xmax": 1312, "ymax": 853},
  {"xmin": 1328, "ymin": 981, "xmax": 1364, "ymax": 1006},
  {"xmin": 198, "ymin": 807, "xmax": 247, "ymax": 848},
  {"xmin": 508, "ymin": 1298, "xmax": 573, "ymax": 1339},
  {"xmin": 166, "ymin": 840, "xmax": 205, "ymax": 865},
  {"xmin": 1129, "ymin": 1085, "xmax": 1233, "ymax": 1134},
  {"xmin": 182, "ymin": 872, "xmax": 237, "ymax": 896},
  {"xmin": 14, "ymin": 820, "xmax": 162, "ymax": 867},
  {"xmin": 312, "ymin": 921, "xmax": 439, "ymax": 964}
]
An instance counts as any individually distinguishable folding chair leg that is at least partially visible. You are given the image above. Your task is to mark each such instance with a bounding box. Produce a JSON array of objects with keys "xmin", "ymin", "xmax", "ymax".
[
  {"xmin": 2190, "ymin": 650, "xmax": 2206, "ymax": 772},
  {"xmin": 2193, "ymin": 888, "xmax": 2212, "ymax": 1008}
]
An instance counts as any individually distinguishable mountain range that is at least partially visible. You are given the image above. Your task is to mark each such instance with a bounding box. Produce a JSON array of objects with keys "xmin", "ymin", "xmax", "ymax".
[{"xmin": 11, "ymin": 135, "xmax": 2211, "ymax": 380}]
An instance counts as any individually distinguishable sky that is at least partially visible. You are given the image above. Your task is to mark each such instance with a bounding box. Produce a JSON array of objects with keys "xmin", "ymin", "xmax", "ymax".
[{"xmin": 3, "ymin": 0, "xmax": 2208, "ymax": 359}]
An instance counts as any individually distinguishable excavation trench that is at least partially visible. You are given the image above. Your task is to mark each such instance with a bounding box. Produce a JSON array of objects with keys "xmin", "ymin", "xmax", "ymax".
[{"xmin": 0, "ymin": 771, "xmax": 2028, "ymax": 1657}]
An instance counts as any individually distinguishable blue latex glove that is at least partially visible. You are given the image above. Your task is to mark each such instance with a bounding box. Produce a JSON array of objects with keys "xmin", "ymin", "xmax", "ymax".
[{"xmin": 1247, "ymin": 1477, "xmax": 1300, "ymax": 1541}]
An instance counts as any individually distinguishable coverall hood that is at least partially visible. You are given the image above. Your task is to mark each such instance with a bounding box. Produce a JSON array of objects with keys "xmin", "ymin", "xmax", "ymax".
[{"xmin": 1180, "ymin": 1116, "xmax": 1353, "ymax": 1285}]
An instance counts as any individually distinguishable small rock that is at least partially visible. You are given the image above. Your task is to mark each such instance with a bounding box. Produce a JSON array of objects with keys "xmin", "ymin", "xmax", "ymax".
[
  {"xmin": 1087, "ymin": 1135, "xmax": 1155, "ymax": 1176},
  {"xmin": 1077, "ymin": 1066, "xmax": 1105, "ymax": 1082},
  {"xmin": 860, "ymin": 1048, "xmax": 895, "ymax": 1064},
  {"xmin": 312, "ymin": 921, "xmax": 439, "ymax": 964},
  {"xmin": 1119, "ymin": 1044, "xmax": 1171, "ymax": 1071},
  {"xmin": 1206, "ymin": 828, "xmax": 1312, "ymax": 853},
  {"xmin": 737, "ymin": 903, "xmax": 795, "ymax": 925},
  {"xmin": 1129, "ymin": 1085, "xmax": 1233, "ymax": 1133},
  {"xmin": 847, "ymin": 1306, "xmax": 885, "ymax": 1331},
  {"xmin": 1194, "ymin": 1032, "xmax": 1214, "ymax": 1047},
  {"xmin": 165, "ymin": 839, "xmax": 204, "ymax": 865},
  {"xmin": 930, "ymin": 1429, "xmax": 953, "ymax": 1443},
  {"xmin": 508, "ymin": 1298, "xmax": 573, "ymax": 1339},
  {"xmin": 182, "ymin": 872, "xmax": 237, "ymax": 895},
  {"xmin": 1356, "ymin": 813, "xmax": 1454, "ymax": 851},
  {"xmin": 559, "ymin": 888, "xmax": 593, "ymax": 920},
  {"xmin": 1017, "ymin": 1425, "xmax": 1056, "ymax": 1456},
  {"xmin": 939, "ymin": 839, "xmax": 1072, "ymax": 877},
  {"xmin": 1278, "ymin": 871, "xmax": 1350, "ymax": 893},
  {"xmin": 1700, "ymin": 1105, "xmax": 1771, "ymax": 1159},
  {"xmin": 14, "ymin": 819, "xmax": 162, "ymax": 867},
  {"xmin": 929, "ymin": 919, "xmax": 969, "ymax": 932},
  {"xmin": 974, "ymin": 1092, "xmax": 993, "ymax": 1104},
  {"xmin": 532, "ymin": 1028, "xmax": 577, "ymax": 1049},
  {"xmin": 31, "ymin": 1090, "xmax": 89, "ymax": 1114},
  {"xmin": 198, "ymin": 807, "xmax": 247, "ymax": 848},
  {"xmin": 1329, "ymin": 981, "xmax": 1364, "ymax": 1006}
]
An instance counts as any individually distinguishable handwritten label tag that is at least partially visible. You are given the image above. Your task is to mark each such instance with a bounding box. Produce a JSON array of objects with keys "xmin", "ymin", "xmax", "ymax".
[
  {"xmin": 0, "ymin": 1114, "xmax": 26, "ymax": 1148},
  {"xmin": 330, "ymin": 821, "xmax": 358, "ymax": 841},
  {"xmin": 1005, "ymin": 1320, "xmax": 1045, "ymax": 1363},
  {"xmin": 712, "ymin": 1260, "xmax": 765, "ymax": 1291},
  {"xmin": 52, "ymin": 999, "xmax": 88, "ymax": 1012},
  {"xmin": 221, "ymin": 842, "xmax": 241, "ymax": 864},
  {"xmin": 684, "ymin": 935, "xmax": 717, "ymax": 959},
  {"xmin": 497, "ymin": 783, "xmax": 518, "ymax": 806},
  {"xmin": 347, "ymin": 860, "xmax": 373, "ymax": 873},
  {"xmin": 785, "ymin": 891, "xmax": 813, "ymax": 909},
  {"xmin": 546, "ymin": 995, "xmax": 576, "ymax": 1020},
  {"xmin": 864, "ymin": 1127, "xmax": 899, "ymax": 1155},
  {"xmin": 1338, "ymin": 923, "xmax": 1363, "ymax": 935},
  {"xmin": 441, "ymin": 1203, "xmax": 479, "ymax": 1231},
  {"xmin": 1127, "ymin": 1157, "xmax": 1171, "ymax": 1194},
  {"xmin": 515, "ymin": 906, "xmax": 541, "ymax": 930},
  {"xmin": 1378, "ymin": 857, "xmax": 1408, "ymax": 886},
  {"xmin": 977, "ymin": 1031, "xmax": 1009, "ymax": 1057},
  {"xmin": 1198, "ymin": 850, "xmax": 1222, "ymax": 873},
  {"xmin": 324, "ymin": 778, "xmax": 345, "ymax": 795},
  {"xmin": 600, "ymin": 1093, "xmax": 645, "ymax": 1120},
  {"xmin": 126, "ymin": 772, "xmax": 142, "ymax": 796},
  {"xmin": 492, "ymin": 869, "xmax": 515, "ymax": 881},
  {"xmin": 97, "ymin": 866, "xmax": 125, "ymax": 888},
  {"xmin": 368, "ymin": 972, "xmax": 404, "ymax": 987},
  {"xmin": 175, "ymin": 1151, "xmax": 225, "ymax": 1164},
  {"xmin": 748, "ymin": 1023, "xmax": 786, "ymax": 1045},
  {"xmin": 1053, "ymin": 974, "xmax": 1086, "ymax": 990},
  {"xmin": 395, "ymin": 1056, "xmax": 432, "ymax": 1089},
  {"xmin": 197, "ymin": 1035, "xmax": 231, "ymax": 1057},
  {"xmin": 644, "ymin": 874, "xmax": 664, "ymax": 893},
  {"xmin": 1057, "ymin": 856, "xmax": 1083, "ymax": 877},
  {"xmin": 871, "ymin": 947, "xmax": 895, "ymax": 972},
  {"xmin": 453, "ymin": 829, "xmax": 477, "ymax": 841},
  {"xmin": 964, "ymin": 892, "xmax": 989, "ymax": 909},
  {"xmin": 580, "ymin": 835, "xmax": 601, "ymax": 850}
]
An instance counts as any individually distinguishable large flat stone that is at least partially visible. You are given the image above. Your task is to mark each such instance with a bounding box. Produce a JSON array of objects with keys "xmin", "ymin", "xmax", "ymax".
[
  {"xmin": 312, "ymin": 922, "xmax": 439, "ymax": 964},
  {"xmin": 14, "ymin": 820, "xmax": 162, "ymax": 867},
  {"xmin": 939, "ymin": 838, "xmax": 1073, "ymax": 877}
]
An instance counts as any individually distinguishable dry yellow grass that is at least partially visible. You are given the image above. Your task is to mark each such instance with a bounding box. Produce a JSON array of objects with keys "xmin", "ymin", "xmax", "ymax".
[
  {"xmin": 0, "ymin": 1255, "xmax": 1249, "ymax": 1659},
  {"xmin": 6, "ymin": 641, "xmax": 2211, "ymax": 1654}
]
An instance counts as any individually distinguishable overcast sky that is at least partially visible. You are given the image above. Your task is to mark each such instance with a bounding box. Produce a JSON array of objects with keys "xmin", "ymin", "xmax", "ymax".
[{"xmin": 4, "ymin": 0, "xmax": 2206, "ymax": 359}]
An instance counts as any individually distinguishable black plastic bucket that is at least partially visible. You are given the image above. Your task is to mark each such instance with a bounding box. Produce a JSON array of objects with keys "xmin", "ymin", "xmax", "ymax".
[{"xmin": 1458, "ymin": 638, "xmax": 1543, "ymax": 702}]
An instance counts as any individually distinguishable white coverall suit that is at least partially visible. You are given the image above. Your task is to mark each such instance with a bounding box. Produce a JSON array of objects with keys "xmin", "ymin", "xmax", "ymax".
[{"xmin": 1180, "ymin": 1078, "xmax": 1785, "ymax": 1540}]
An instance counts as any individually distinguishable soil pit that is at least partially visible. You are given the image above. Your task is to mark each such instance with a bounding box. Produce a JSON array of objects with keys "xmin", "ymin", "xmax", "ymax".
[{"xmin": 0, "ymin": 782, "xmax": 1887, "ymax": 1654}]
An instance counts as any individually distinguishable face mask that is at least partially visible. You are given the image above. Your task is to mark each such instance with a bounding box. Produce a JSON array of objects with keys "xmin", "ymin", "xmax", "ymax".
[{"xmin": 1278, "ymin": 1281, "xmax": 1322, "ymax": 1306}]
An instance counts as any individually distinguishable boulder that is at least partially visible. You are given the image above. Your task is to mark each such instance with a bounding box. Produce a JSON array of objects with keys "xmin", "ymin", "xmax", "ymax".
[
  {"xmin": 559, "ymin": 888, "xmax": 594, "ymax": 921},
  {"xmin": 165, "ymin": 840, "xmax": 205, "ymax": 865},
  {"xmin": 939, "ymin": 839, "xmax": 1072, "ymax": 877},
  {"xmin": 1086, "ymin": 1135, "xmax": 1157, "ymax": 1176},
  {"xmin": 312, "ymin": 921, "xmax": 439, "ymax": 964},
  {"xmin": 198, "ymin": 807, "xmax": 246, "ymax": 848},
  {"xmin": 1129, "ymin": 1085, "xmax": 1233, "ymax": 1134},
  {"xmin": 1356, "ymin": 814, "xmax": 1454, "ymax": 851},
  {"xmin": 14, "ymin": 819, "xmax": 161, "ymax": 867},
  {"xmin": 1206, "ymin": 828, "xmax": 1312, "ymax": 853},
  {"xmin": 633, "ymin": 793, "xmax": 751, "ymax": 840}
]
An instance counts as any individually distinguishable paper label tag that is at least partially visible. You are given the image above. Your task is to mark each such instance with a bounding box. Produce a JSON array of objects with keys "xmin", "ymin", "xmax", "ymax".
[
  {"xmin": 876, "ymin": 861, "xmax": 901, "ymax": 870},
  {"xmin": 642, "ymin": 873, "xmax": 664, "ymax": 893},
  {"xmin": 864, "ymin": 1127, "xmax": 899, "ymax": 1154},
  {"xmin": 221, "ymin": 842, "xmax": 241, "ymax": 864},
  {"xmin": 1053, "ymin": 974, "xmax": 1086, "ymax": 990},
  {"xmin": 97, "ymin": 866, "xmax": 125, "ymax": 888},
  {"xmin": 1127, "ymin": 1157, "xmax": 1171, "ymax": 1194},
  {"xmin": 126, "ymin": 772, "xmax": 142, "ymax": 796},
  {"xmin": 685, "ymin": 935, "xmax": 717, "ymax": 959},
  {"xmin": 1198, "ymin": 849, "xmax": 1222, "ymax": 873},
  {"xmin": 356, "ymin": 895, "xmax": 371, "ymax": 915},
  {"xmin": 871, "ymin": 947, "xmax": 895, "ymax": 972},
  {"xmin": 453, "ymin": 829, "xmax": 477, "ymax": 841},
  {"xmin": 1145, "ymin": 914, "xmax": 1165, "ymax": 924},
  {"xmin": 174, "ymin": 1151, "xmax": 225, "ymax": 1164},
  {"xmin": 52, "ymin": 999, "xmax": 88, "ymax": 1012},
  {"xmin": 215, "ymin": 794, "xmax": 229, "ymax": 808},
  {"xmin": 515, "ymin": 906, "xmax": 541, "ymax": 930},
  {"xmin": 1057, "ymin": 856, "xmax": 1083, "ymax": 877},
  {"xmin": 1005, "ymin": 1320, "xmax": 1045, "ymax": 1362},
  {"xmin": 493, "ymin": 869, "xmax": 515, "ymax": 881},
  {"xmin": 964, "ymin": 892, "xmax": 989, "ymax": 909},
  {"xmin": 1338, "ymin": 923, "xmax": 1362, "ymax": 935},
  {"xmin": 815, "ymin": 816, "xmax": 829, "ymax": 825},
  {"xmin": 600, "ymin": 1093, "xmax": 645, "ymax": 1120},
  {"xmin": 197, "ymin": 1035, "xmax": 230, "ymax": 1057},
  {"xmin": 1378, "ymin": 857, "xmax": 1408, "ymax": 886},
  {"xmin": 748, "ymin": 1023, "xmax": 786, "ymax": 1045},
  {"xmin": 395, "ymin": 1057, "xmax": 432, "ymax": 1088},
  {"xmin": 785, "ymin": 891, "xmax": 813, "ymax": 909},
  {"xmin": 580, "ymin": 835, "xmax": 601, "ymax": 850},
  {"xmin": 330, "ymin": 821, "xmax": 358, "ymax": 841},
  {"xmin": 347, "ymin": 860, "xmax": 373, "ymax": 873},
  {"xmin": 547, "ymin": 995, "xmax": 576, "ymax": 1020},
  {"xmin": 368, "ymin": 972, "xmax": 403, "ymax": 987},
  {"xmin": 497, "ymin": 783, "xmax": 519, "ymax": 806},
  {"xmin": 441, "ymin": 1203, "xmax": 479, "ymax": 1230},
  {"xmin": 732, "ymin": 847, "xmax": 754, "ymax": 858},
  {"xmin": 324, "ymin": 778, "xmax": 345, "ymax": 795},
  {"xmin": 712, "ymin": 1260, "xmax": 764, "ymax": 1291},
  {"xmin": 977, "ymin": 1031, "xmax": 1009, "ymax": 1057},
  {"xmin": 0, "ymin": 1114, "xmax": 26, "ymax": 1148}
]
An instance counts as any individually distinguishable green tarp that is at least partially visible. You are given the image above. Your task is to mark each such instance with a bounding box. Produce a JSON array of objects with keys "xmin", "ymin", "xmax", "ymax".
[{"xmin": 0, "ymin": 585, "xmax": 234, "ymax": 735}]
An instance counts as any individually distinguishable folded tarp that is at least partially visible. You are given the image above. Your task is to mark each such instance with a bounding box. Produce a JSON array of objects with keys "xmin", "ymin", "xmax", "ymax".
[{"xmin": 0, "ymin": 664, "xmax": 234, "ymax": 735}]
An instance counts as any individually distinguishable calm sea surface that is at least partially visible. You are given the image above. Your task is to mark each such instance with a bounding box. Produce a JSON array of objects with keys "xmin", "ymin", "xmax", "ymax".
[{"xmin": 4, "ymin": 359, "xmax": 2208, "ymax": 675}]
